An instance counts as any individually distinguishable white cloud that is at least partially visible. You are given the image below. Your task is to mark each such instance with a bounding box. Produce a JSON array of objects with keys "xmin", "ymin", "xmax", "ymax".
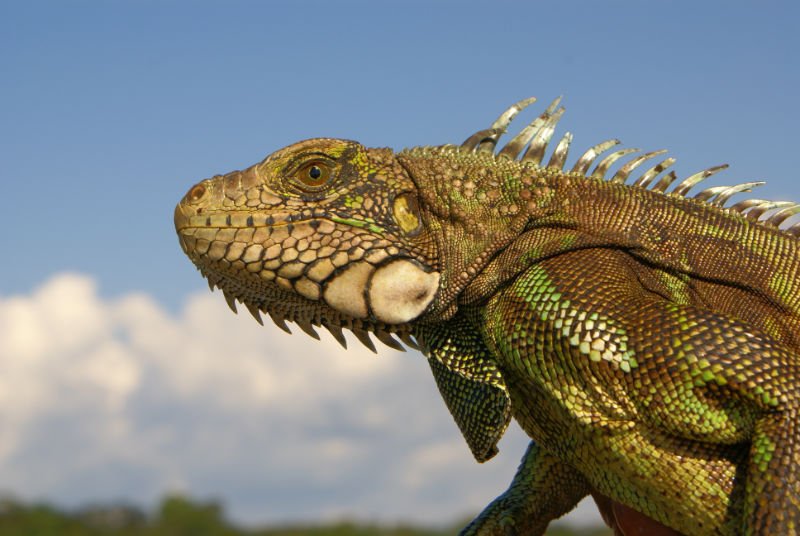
[{"xmin": 0, "ymin": 272, "xmax": 603, "ymax": 528}]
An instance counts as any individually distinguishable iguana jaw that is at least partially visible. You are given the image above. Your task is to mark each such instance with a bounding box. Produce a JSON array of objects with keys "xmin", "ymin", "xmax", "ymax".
[{"xmin": 175, "ymin": 179, "xmax": 437, "ymax": 352}]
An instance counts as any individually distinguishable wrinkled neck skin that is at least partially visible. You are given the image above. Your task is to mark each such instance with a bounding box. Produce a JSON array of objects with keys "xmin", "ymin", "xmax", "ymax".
[
  {"xmin": 399, "ymin": 146, "xmax": 686, "ymax": 321},
  {"xmin": 398, "ymin": 147, "xmax": 555, "ymax": 322}
]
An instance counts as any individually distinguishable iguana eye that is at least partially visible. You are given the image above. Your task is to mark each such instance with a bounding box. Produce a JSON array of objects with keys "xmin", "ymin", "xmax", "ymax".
[{"xmin": 295, "ymin": 160, "xmax": 333, "ymax": 191}]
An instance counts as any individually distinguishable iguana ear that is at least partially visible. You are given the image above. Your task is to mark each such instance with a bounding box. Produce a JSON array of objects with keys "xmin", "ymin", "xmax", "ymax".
[{"xmin": 414, "ymin": 316, "xmax": 511, "ymax": 462}]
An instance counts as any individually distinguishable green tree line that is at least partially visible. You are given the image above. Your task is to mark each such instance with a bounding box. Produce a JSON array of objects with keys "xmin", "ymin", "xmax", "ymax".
[{"xmin": 0, "ymin": 495, "xmax": 611, "ymax": 536}]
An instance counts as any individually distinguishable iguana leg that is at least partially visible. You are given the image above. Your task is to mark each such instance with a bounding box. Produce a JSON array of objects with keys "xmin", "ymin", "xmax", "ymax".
[
  {"xmin": 745, "ymin": 410, "xmax": 800, "ymax": 534},
  {"xmin": 459, "ymin": 441, "xmax": 589, "ymax": 536},
  {"xmin": 460, "ymin": 439, "xmax": 686, "ymax": 536},
  {"xmin": 620, "ymin": 300, "xmax": 800, "ymax": 535}
]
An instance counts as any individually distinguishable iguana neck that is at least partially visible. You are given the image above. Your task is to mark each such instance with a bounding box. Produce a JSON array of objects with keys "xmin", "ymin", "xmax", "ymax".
[
  {"xmin": 401, "ymin": 146, "xmax": 800, "ymax": 339},
  {"xmin": 397, "ymin": 147, "xmax": 542, "ymax": 321}
]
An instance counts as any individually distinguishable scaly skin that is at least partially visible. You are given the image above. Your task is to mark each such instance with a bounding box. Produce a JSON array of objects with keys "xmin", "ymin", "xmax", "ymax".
[{"xmin": 175, "ymin": 97, "xmax": 800, "ymax": 535}]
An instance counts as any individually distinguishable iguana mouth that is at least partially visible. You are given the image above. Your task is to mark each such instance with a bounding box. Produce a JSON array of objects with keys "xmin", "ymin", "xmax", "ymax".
[
  {"xmin": 188, "ymin": 260, "xmax": 422, "ymax": 352},
  {"xmin": 175, "ymin": 201, "xmax": 431, "ymax": 352}
]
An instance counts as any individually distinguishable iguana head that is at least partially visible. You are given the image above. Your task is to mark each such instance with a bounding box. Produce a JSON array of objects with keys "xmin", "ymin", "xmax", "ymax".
[{"xmin": 174, "ymin": 138, "xmax": 441, "ymax": 351}]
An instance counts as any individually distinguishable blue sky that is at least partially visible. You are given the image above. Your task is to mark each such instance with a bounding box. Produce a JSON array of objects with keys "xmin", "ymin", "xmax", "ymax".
[{"xmin": 1, "ymin": 0, "xmax": 799, "ymax": 529}]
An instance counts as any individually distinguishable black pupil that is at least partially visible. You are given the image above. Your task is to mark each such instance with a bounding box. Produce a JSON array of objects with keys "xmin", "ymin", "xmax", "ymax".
[{"xmin": 308, "ymin": 166, "xmax": 321, "ymax": 180}]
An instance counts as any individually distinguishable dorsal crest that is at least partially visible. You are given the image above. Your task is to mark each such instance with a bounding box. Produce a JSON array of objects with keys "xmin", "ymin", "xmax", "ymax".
[{"xmin": 460, "ymin": 97, "xmax": 800, "ymax": 236}]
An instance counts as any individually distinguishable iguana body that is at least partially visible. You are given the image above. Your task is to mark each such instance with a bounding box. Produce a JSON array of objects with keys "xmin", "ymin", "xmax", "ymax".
[{"xmin": 174, "ymin": 97, "xmax": 800, "ymax": 535}]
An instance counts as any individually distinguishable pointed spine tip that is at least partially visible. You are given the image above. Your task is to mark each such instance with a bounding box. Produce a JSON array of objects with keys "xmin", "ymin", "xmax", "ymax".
[
  {"xmin": 324, "ymin": 324, "xmax": 348, "ymax": 349},
  {"xmin": 767, "ymin": 204, "xmax": 800, "ymax": 227},
  {"xmin": 222, "ymin": 291, "xmax": 238, "ymax": 314},
  {"xmin": 245, "ymin": 302, "xmax": 264, "ymax": 326},
  {"xmin": 296, "ymin": 319, "xmax": 320, "ymax": 340},
  {"xmin": 352, "ymin": 328, "xmax": 377, "ymax": 353},
  {"xmin": 572, "ymin": 139, "xmax": 621, "ymax": 176},
  {"xmin": 268, "ymin": 311, "xmax": 292, "ymax": 334},
  {"xmin": 375, "ymin": 330, "xmax": 405, "ymax": 352},
  {"xmin": 398, "ymin": 331, "xmax": 420, "ymax": 350},
  {"xmin": 672, "ymin": 165, "xmax": 729, "ymax": 197}
]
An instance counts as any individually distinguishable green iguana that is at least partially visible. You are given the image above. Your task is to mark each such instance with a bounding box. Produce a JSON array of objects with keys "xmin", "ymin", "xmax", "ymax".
[{"xmin": 174, "ymin": 97, "xmax": 800, "ymax": 536}]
